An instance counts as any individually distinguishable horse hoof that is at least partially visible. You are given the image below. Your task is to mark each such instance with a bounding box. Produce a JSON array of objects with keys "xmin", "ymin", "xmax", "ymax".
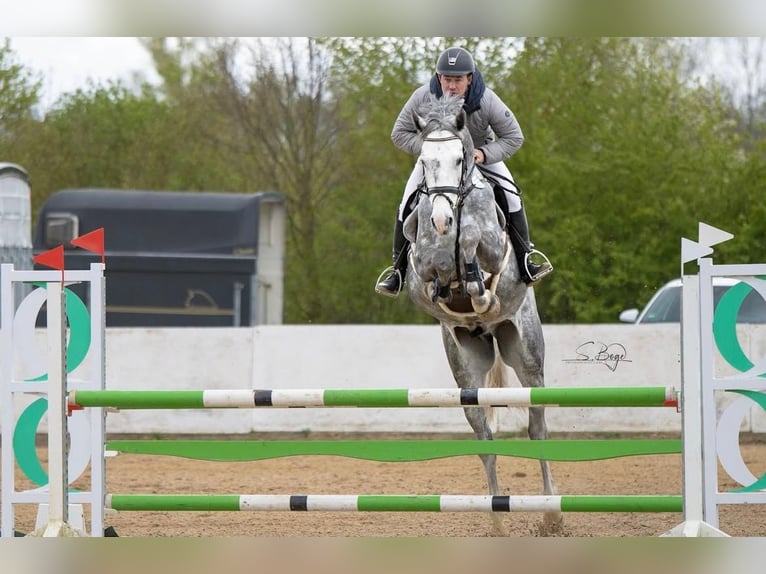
[
  {"xmin": 473, "ymin": 300, "xmax": 490, "ymax": 314},
  {"xmin": 491, "ymin": 514, "xmax": 510, "ymax": 537},
  {"xmin": 537, "ymin": 512, "xmax": 565, "ymax": 536},
  {"xmin": 476, "ymin": 296, "xmax": 500, "ymax": 319}
]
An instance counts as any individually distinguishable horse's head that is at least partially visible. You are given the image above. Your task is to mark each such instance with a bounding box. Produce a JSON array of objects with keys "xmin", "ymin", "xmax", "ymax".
[
  {"xmin": 402, "ymin": 94, "xmax": 481, "ymax": 301},
  {"xmin": 412, "ymin": 94, "xmax": 475, "ymax": 237},
  {"xmin": 404, "ymin": 94, "xmax": 512, "ymax": 316}
]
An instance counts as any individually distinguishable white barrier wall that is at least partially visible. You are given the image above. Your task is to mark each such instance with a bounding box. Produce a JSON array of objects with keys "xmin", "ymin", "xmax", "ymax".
[
  {"xmin": 5, "ymin": 324, "xmax": 766, "ymax": 434},
  {"xmin": 65, "ymin": 323, "xmax": 763, "ymax": 435}
]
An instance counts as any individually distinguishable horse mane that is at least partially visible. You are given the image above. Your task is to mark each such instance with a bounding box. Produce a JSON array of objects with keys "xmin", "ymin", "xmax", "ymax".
[{"xmin": 417, "ymin": 93, "xmax": 475, "ymax": 161}]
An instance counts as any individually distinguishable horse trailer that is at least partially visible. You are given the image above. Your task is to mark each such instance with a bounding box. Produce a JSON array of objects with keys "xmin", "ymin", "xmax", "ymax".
[{"xmin": 33, "ymin": 188, "xmax": 286, "ymax": 327}]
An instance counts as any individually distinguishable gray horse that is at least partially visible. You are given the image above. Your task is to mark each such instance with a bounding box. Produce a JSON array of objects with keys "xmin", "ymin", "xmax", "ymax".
[{"xmin": 402, "ymin": 94, "xmax": 561, "ymax": 535}]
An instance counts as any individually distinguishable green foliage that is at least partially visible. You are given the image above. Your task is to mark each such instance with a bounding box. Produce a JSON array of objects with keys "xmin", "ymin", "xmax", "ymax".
[
  {"xmin": 2, "ymin": 37, "xmax": 763, "ymax": 325},
  {"xmin": 0, "ymin": 39, "xmax": 41, "ymax": 135},
  {"xmin": 315, "ymin": 38, "xmax": 441, "ymax": 324},
  {"xmin": 507, "ymin": 38, "xmax": 746, "ymax": 322},
  {"xmin": 14, "ymin": 83, "xmax": 211, "ymax": 224}
]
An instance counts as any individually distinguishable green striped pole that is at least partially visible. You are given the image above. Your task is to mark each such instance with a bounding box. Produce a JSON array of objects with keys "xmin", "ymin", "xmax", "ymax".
[
  {"xmin": 106, "ymin": 494, "xmax": 683, "ymax": 513},
  {"xmin": 70, "ymin": 386, "xmax": 679, "ymax": 409}
]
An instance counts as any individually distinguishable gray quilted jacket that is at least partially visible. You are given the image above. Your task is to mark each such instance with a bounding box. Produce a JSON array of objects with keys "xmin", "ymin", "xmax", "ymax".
[{"xmin": 390, "ymin": 71, "xmax": 524, "ymax": 165}]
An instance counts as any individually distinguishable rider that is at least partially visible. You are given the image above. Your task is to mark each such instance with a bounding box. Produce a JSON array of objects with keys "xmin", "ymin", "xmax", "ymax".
[{"xmin": 375, "ymin": 46, "xmax": 553, "ymax": 297}]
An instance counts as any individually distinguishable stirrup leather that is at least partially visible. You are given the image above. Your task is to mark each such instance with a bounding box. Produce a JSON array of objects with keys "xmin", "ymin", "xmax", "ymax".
[
  {"xmin": 375, "ymin": 265, "xmax": 403, "ymax": 298},
  {"xmin": 524, "ymin": 249, "xmax": 553, "ymax": 283}
]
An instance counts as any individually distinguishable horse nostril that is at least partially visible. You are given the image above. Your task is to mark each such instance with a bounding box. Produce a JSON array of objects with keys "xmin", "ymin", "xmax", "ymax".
[{"xmin": 447, "ymin": 217, "xmax": 453, "ymax": 227}]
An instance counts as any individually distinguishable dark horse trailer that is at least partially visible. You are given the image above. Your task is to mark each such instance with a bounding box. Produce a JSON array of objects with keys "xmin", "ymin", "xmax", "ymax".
[{"xmin": 33, "ymin": 188, "xmax": 285, "ymax": 327}]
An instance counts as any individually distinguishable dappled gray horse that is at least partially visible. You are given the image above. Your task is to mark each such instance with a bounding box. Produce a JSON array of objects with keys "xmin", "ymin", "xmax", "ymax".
[{"xmin": 403, "ymin": 94, "xmax": 561, "ymax": 534}]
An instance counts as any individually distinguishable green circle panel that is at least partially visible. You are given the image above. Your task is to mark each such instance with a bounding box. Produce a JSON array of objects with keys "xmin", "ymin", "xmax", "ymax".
[
  {"xmin": 13, "ymin": 398, "xmax": 49, "ymax": 486},
  {"xmin": 27, "ymin": 286, "xmax": 91, "ymax": 382},
  {"xmin": 713, "ymin": 277, "xmax": 766, "ymax": 377}
]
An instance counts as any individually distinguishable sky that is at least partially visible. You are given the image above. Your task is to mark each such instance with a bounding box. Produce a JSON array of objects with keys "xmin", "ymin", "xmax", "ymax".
[
  {"xmin": 8, "ymin": 37, "xmax": 162, "ymax": 109},
  {"xmin": 6, "ymin": 36, "xmax": 761, "ymax": 115},
  {"xmin": 3, "ymin": 1, "xmax": 766, "ymax": 106}
]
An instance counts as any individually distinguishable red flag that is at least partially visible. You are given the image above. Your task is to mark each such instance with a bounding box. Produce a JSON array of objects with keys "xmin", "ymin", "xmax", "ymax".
[
  {"xmin": 33, "ymin": 245, "xmax": 65, "ymax": 282},
  {"xmin": 70, "ymin": 228, "xmax": 105, "ymax": 264},
  {"xmin": 33, "ymin": 245, "xmax": 65, "ymax": 270}
]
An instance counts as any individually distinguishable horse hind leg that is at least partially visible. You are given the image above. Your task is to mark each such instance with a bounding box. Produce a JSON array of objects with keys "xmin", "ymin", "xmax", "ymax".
[
  {"xmin": 442, "ymin": 327, "xmax": 498, "ymax": 492},
  {"xmin": 528, "ymin": 406, "xmax": 563, "ymax": 533},
  {"xmin": 440, "ymin": 325, "xmax": 508, "ymax": 536},
  {"xmin": 495, "ymin": 320, "xmax": 564, "ymax": 533},
  {"xmin": 464, "ymin": 409, "xmax": 509, "ymax": 537}
]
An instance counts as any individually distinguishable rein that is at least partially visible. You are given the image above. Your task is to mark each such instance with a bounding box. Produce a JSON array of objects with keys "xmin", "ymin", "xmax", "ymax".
[{"xmin": 419, "ymin": 132, "xmax": 478, "ymax": 288}]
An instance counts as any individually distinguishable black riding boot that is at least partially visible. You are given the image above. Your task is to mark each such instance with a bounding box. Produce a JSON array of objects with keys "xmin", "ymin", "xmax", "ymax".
[
  {"xmin": 375, "ymin": 218, "xmax": 409, "ymax": 297},
  {"xmin": 507, "ymin": 205, "xmax": 553, "ymax": 285}
]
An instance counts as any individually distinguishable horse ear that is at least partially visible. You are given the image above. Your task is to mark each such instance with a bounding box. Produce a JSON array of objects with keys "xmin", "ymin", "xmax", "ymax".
[
  {"xmin": 403, "ymin": 209, "xmax": 419, "ymax": 242},
  {"xmin": 455, "ymin": 109, "xmax": 466, "ymax": 131},
  {"xmin": 412, "ymin": 111, "xmax": 427, "ymax": 133}
]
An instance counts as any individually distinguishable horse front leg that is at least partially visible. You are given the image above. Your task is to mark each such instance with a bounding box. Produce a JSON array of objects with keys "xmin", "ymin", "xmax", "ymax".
[
  {"xmin": 462, "ymin": 256, "xmax": 497, "ymax": 316},
  {"xmin": 459, "ymin": 229, "xmax": 495, "ymax": 315}
]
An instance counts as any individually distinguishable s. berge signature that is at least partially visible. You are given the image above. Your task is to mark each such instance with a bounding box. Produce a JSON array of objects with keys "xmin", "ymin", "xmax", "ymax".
[{"xmin": 563, "ymin": 341, "xmax": 631, "ymax": 372}]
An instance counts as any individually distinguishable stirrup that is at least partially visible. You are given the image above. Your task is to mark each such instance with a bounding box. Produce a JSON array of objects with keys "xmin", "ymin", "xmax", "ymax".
[
  {"xmin": 375, "ymin": 266, "xmax": 403, "ymax": 298},
  {"xmin": 524, "ymin": 249, "xmax": 553, "ymax": 284}
]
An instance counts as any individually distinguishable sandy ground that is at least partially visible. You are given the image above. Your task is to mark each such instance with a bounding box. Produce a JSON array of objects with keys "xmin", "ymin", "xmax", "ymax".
[{"xmin": 5, "ymin": 433, "xmax": 766, "ymax": 538}]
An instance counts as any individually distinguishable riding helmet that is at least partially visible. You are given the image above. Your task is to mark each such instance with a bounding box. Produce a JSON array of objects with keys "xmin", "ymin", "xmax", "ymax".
[{"xmin": 435, "ymin": 47, "xmax": 475, "ymax": 75}]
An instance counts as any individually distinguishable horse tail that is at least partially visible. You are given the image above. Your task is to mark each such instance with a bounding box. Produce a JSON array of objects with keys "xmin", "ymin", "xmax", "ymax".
[{"xmin": 484, "ymin": 351, "xmax": 508, "ymax": 432}]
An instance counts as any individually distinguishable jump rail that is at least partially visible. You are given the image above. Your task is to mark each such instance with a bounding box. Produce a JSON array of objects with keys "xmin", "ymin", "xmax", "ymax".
[
  {"xmin": 70, "ymin": 386, "xmax": 679, "ymax": 409},
  {"xmin": 106, "ymin": 494, "xmax": 683, "ymax": 513}
]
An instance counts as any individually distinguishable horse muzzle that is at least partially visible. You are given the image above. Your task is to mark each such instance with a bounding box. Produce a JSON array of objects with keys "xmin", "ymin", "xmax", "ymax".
[{"xmin": 427, "ymin": 187, "xmax": 460, "ymax": 236}]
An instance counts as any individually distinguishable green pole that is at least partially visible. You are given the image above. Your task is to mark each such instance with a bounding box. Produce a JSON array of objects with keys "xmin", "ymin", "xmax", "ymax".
[
  {"xmin": 73, "ymin": 390, "xmax": 206, "ymax": 409},
  {"xmin": 109, "ymin": 494, "xmax": 241, "ymax": 511},
  {"xmin": 530, "ymin": 387, "xmax": 674, "ymax": 407},
  {"xmin": 323, "ymin": 389, "xmax": 411, "ymax": 407}
]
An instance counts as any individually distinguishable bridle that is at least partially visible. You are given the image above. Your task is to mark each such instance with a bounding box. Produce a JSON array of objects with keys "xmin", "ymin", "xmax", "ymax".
[
  {"xmin": 416, "ymin": 133, "xmax": 476, "ymax": 209},
  {"xmin": 416, "ymin": 131, "xmax": 478, "ymax": 291}
]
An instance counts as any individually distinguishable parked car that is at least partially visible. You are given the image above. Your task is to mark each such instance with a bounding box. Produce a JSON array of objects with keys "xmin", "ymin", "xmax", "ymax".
[{"xmin": 619, "ymin": 277, "xmax": 766, "ymax": 324}]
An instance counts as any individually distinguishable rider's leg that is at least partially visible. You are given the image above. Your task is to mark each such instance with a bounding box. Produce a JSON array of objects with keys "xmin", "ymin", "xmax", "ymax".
[
  {"xmin": 375, "ymin": 165, "xmax": 421, "ymax": 297},
  {"xmin": 506, "ymin": 199, "xmax": 553, "ymax": 284},
  {"xmin": 375, "ymin": 217, "xmax": 409, "ymax": 297},
  {"xmin": 483, "ymin": 162, "xmax": 552, "ymax": 285}
]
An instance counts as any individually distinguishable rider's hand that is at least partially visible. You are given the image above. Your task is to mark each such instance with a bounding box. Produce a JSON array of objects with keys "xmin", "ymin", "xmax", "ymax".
[{"xmin": 474, "ymin": 149, "xmax": 485, "ymax": 164}]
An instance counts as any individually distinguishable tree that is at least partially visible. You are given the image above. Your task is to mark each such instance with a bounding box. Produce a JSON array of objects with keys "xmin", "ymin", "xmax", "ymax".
[
  {"xmin": 688, "ymin": 38, "xmax": 766, "ymax": 141},
  {"xmin": 13, "ymin": 39, "xmax": 249, "ymax": 227},
  {"xmin": 0, "ymin": 38, "xmax": 41, "ymax": 149},
  {"xmin": 509, "ymin": 38, "xmax": 743, "ymax": 322},
  {"xmin": 169, "ymin": 38, "xmax": 349, "ymax": 322},
  {"xmin": 17, "ymin": 83, "xmax": 192, "ymax": 219}
]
